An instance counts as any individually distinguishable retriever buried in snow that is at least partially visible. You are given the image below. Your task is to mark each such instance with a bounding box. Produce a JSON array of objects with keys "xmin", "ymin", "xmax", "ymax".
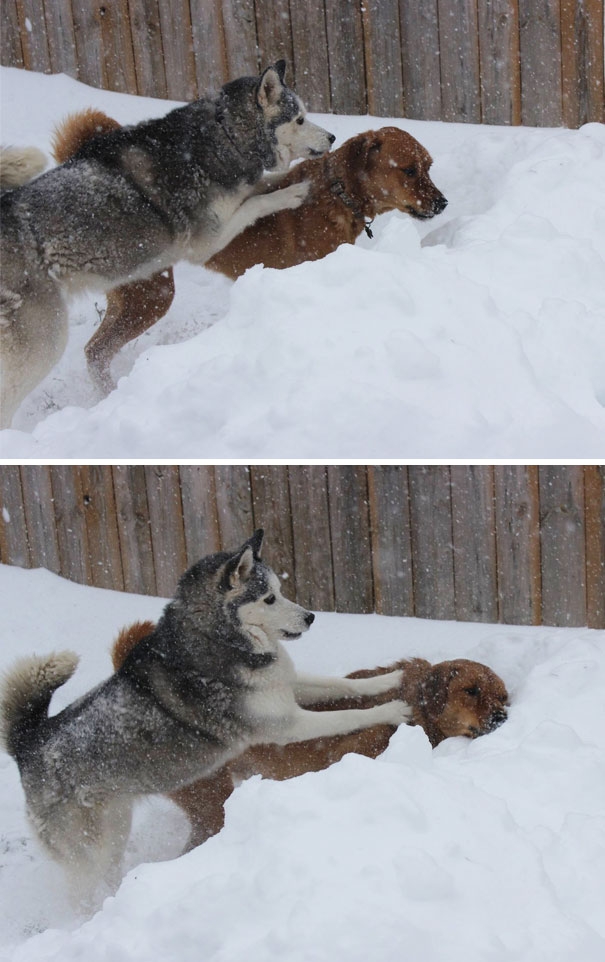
[
  {"xmin": 0, "ymin": 530, "xmax": 410, "ymax": 909},
  {"xmin": 0, "ymin": 61, "xmax": 334, "ymax": 426}
]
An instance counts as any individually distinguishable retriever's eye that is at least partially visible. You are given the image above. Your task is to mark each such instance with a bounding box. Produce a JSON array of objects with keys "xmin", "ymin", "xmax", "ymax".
[
  {"xmin": 465, "ymin": 686, "xmax": 479, "ymax": 697},
  {"xmin": 296, "ymin": 116, "xmax": 305, "ymax": 126},
  {"xmin": 264, "ymin": 594, "xmax": 276, "ymax": 605},
  {"xmin": 402, "ymin": 166, "xmax": 417, "ymax": 177}
]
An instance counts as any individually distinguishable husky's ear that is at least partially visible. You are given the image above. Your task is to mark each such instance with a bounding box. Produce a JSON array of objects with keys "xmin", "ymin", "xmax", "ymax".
[
  {"xmin": 258, "ymin": 65, "xmax": 285, "ymax": 109},
  {"xmin": 226, "ymin": 546, "xmax": 255, "ymax": 588},
  {"xmin": 247, "ymin": 528, "xmax": 264, "ymax": 559},
  {"xmin": 274, "ymin": 60, "xmax": 287, "ymax": 83},
  {"xmin": 224, "ymin": 530, "xmax": 263, "ymax": 588}
]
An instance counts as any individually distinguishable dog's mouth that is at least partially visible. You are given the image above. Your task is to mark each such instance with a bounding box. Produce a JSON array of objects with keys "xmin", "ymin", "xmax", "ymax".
[{"xmin": 282, "ymin": 630, "xmax": 303, "ymax": 640}]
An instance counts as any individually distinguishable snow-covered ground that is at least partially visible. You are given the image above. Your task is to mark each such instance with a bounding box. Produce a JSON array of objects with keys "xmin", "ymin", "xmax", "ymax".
[
  {"xmin": 1, "ymin": 563, "xmax": 604, "ymax": 961},
  {"xmin": 1, "ymin": 66, "xmax": 604, "ymax": 457}
]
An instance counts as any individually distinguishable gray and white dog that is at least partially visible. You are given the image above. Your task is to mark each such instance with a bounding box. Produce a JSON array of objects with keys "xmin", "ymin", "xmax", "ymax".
[
  {"xmin": 0, "ymin": 61, "xmax": 334, "ymax": 427},
  {"xmin": 0, "ymin": 530, "xmax": 410, "ymax": 909}
]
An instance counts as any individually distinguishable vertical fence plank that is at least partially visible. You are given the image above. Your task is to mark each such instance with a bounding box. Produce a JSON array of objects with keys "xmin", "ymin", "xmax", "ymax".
[
  {"xmin": 399, "ymin": 1, "xmax": 442, "ymax": 119},
  {"xmin": 518, "ymin": 0, "xmax": 564, "ymax": 126},
  {"xmin": 561, "ymin": 0, "xmax": 605, "ymax": 126},
  {"xmin": 324, "ymin": 0, "xmax": 366, "ymax": 113},
  {"xmin": 214, "ymin": 465, "xmax": 254, "ymax": 549},
  {"xmin": 221, "ymin": 0, "xmax": 258, "ymax": 77},
  {"xmin": 144, "ymin": 465, "xmax": 187, "ymax": 596},
  {"xmin": 1, "ymin": 0, "xmax": 24, "ymax": 67},
  {"xmin": 42, "ymin": 0, "xmax": 78, "ymax": 75},
  {"xmin": 254, "ymin": 0, "xmax": 294, "ymax": 66},
  {"xmin": 19, "ymin": 466, "xmax": 60, "ymax": 573},
  {"xmin": 327, "ymin": 466, "xmax": 373, "ymax": 613},
  {"xmin": 288, "ymin": 466, "xmax": 335, "ymax": 611},
  {"xmin": 16, "ymin": 0, "xmax": 51, "ymax": 72},
  {"xmin": 79, "ymin": 466, "xmax": 124, "ymax": 591},
  {"xmin": 156, "ymin": 0, "xmax": 197, "ymax": 100},
  {"xmin": 494, "ymin": 465, "xmax": 541, "ymax": 625},
  {"xmin": 178, "ymin": 465, "xmax": 221, "ymax": 564},
  {"xmin": 408, "ymin": 466, "xmax": 456, "ymax": 620},
  {"xmin": 584, "ymin": 465, "xmax": 605, "ymax": 628},
  {"xmin": 361, "ymin": 0, "xmax": 404, "ymax": 117},
  {"xmin": 367, "ymin": 465, "xmax": 414, "ymax": 617},
  {"xmin": 437, "ymin": 0, "xmax": 482, "ymax": 122},
  {"xmin": 112, "ymin": 465, "xmax": 156, "ymax": 595},
  {"xmin": 70, "ymin": 0, "xmax": 104, "ymax": 88},
  {"xmin": 288, "ymin": 0, "xmax": 331, "ymax": 111},
  {"xmin": 450, "ymin": 466, "xmax": 498, "ymax": 622},
  {"xmin": 0, "ymin": 467, "xmax": 30, "ymax": 568},
  {"xmin": 249, "ymin": 465, "xmax": 296, "ymax": 597},
  {"xmin": 189, "ymin": 0, "xmax": 227, "ymax": 94},
  {"xmin": 48, "ymin": 466, "xmax": 90, "ymax": 585},
  {"xmin": 127, "ymin": 0, "xmax": 168, "ymax": 98},
  {"xmin": 539, "ymin": 465, "xmax": 587, "ymax": 625},
  {"xmin": 478, "ymin": 0, "xmax": 521, "ymax": 124},
  {"xmin": 98, "ymin": 0, "xmax": 138, "ymax": 94}
]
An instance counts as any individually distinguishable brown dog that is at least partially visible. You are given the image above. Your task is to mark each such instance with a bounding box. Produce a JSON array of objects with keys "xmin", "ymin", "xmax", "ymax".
[
  {"xmin": 52, "ymin": 112, "xmax": 447, "ymax": 391},
  {"xmin": 112, "ymin": 621, "xmax": 508, "ymax": 847}
]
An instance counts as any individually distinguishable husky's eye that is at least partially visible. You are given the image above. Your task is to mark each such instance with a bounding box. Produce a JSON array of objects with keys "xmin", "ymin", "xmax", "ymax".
[
  {"xmin": 401, "ymin": 166, "xmax": 417, "ymax": 177},
  {"xmin": 296, "ymin": 117, "xmax": 305, "ymax": 125},
  {"xmin": 264, "ymin": 594, "xmax": 276, "ymax": 605}
]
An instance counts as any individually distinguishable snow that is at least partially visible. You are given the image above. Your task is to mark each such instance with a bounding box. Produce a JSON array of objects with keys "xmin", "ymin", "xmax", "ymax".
[
  {"xmin": 1, "ymin": 66, "xmax": 604, "ymax": 457},
  {"xmin": 1, "ymin": 563, "xmax": 604, "ymax": 961}
]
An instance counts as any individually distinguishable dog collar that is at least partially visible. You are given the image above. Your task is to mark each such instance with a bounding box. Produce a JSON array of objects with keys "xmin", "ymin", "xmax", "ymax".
[{"xmin": 330, "ymin": 180, "xmax": 374, "ymax": 238}]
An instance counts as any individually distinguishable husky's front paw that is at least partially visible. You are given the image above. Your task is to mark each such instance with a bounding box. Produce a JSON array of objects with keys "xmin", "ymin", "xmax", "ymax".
[
  {"xmin": 381, "ymin": 699, "xmax": 413, "ymax": 726},
  {"xmin": 275, "ymin": 180, "xmax": 310, "ymax": 210}
]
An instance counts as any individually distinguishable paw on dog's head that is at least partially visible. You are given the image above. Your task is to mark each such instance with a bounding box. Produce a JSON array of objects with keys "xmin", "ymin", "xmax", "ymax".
[{"xmin": 409, "ymin": 658, "xmax": 509, "ymax": 746}]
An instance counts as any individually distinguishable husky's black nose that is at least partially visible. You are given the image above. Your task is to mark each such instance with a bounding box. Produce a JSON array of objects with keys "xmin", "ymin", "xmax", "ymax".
[
  {"xmin": 328, "ymin": 133, "xmax": 336, "ymax": 145},
  {"xmin": 305, "ymin": 611, "xmax": 315, "ymax": 626}
]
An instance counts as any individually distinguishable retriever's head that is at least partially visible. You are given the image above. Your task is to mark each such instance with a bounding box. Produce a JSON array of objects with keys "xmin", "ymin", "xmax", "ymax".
[
  {"xmin": 416, "ymin": 658, "xmax": 509, "ymax": 744},
  {"xmin": 347, "ymin": 126, "xmax": 448, "ymax": 219}
]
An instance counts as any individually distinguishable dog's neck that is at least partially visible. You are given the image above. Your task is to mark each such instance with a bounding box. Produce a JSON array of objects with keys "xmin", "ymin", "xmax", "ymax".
[{"xmin": 329, "ymin": 180, "xmax": 375, "ymax": 238}]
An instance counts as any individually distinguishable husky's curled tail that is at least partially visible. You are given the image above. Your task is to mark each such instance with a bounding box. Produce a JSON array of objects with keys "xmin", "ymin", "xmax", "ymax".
[
  {"xmin": 0, "ymin": 145, "xmax": 46, "ymax": 191},
  {"xmin": 0, "ymin": 652, "xmax": 78, "ymax": 758}
]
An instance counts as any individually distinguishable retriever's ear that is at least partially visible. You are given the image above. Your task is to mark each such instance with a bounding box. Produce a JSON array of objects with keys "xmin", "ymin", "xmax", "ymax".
[
  {"xmin": 345, "ymin": 130, "xmax": 383, "ymax": 171},
  {"xmin": 423, "ymin": 663, "xmax": 458, "ymax": 715}
]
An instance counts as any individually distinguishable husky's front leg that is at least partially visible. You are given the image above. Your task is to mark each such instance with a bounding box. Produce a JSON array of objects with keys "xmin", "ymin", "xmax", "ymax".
[
  {"xmin": 294, "ymin": 669, "xmax": 404, "ymax": 707},
  {"xmin": 209, "ymin": 181, "xmax": 309, "ymax": 258},
  {"xmin": 273, "ymin": 699, "xmax": 412, "ymax": 745}
]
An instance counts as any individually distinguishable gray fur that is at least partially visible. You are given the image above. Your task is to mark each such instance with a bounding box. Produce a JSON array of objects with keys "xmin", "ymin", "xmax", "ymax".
[
  {"xmin": 0, "ymin": 62, "xmax": 335, "ymax": 427},
  {"xmin": 0, "ymin": 529, "xmax": 410, "ymax": 910}
]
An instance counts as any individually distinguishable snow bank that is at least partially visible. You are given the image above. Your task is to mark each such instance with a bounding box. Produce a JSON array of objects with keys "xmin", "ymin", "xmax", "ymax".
[
  {"xmin": 1, "ymin": 565, "xmax": 604, "ymax": 961},
  {"xmin": 1, "ymin": 67, "xmax": 604, "ymax": 456}
]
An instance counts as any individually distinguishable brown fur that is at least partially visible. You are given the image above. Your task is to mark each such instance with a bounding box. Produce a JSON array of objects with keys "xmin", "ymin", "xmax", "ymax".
[
  {"xmin": 52, "ymin": 111, "xmax": 446, "ymax": 390},
  {"xmin": 112, "ymin": 622, "xmax": 507, "ymax": 848}
]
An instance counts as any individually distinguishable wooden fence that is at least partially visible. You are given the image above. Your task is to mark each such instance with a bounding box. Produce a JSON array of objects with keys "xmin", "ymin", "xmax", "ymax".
[
  {"xmin": 2, "ymin": 1, "xmax": 604, "ymax": 127},
  {"xmin": 1, "ymin": 464, "xmax": 604, "ymax": 628}
]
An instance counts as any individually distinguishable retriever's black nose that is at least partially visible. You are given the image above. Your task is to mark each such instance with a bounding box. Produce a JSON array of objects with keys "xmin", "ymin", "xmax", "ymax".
[{"xmin": 434, "ymin": 195, "xmax": 448, "ymax": 214}]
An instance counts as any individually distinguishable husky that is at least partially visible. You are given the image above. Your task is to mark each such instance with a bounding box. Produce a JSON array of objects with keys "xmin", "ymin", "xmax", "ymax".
[
  {"xmin": 0, "ymin": 530, "xmax": 410, "ymax": 909},
  {"xmin": 0, "ymin": 61, "xmax": 335, "ymax": 427}
]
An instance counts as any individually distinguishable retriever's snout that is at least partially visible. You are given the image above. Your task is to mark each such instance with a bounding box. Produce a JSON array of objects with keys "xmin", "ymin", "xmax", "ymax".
[
  {"xmin": 433, "ymin": 194, "xmax": 448, "ymax": 214},
  {"xmin": 488, "ymin": 708, "xmax": 508, "ymax": 731}
]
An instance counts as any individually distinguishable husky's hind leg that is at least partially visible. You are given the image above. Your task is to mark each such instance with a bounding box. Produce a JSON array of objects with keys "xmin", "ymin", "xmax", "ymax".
[
  {"xmin": 33, "ymin": 796, "xmax": 133, "ymax": 913},
  {"xmin": 0, "ymin": 282, "xmax": 67, "ymax": 428}
]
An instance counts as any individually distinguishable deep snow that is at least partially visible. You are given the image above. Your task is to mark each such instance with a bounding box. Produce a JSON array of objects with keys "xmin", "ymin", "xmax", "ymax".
[
  {"xmin": 1, "ymin": 67, "xmax": 604, "ymax": 457},
  {"xmin": 0, "ymin": 563, "xmax": 604, "ymax": 961}
]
